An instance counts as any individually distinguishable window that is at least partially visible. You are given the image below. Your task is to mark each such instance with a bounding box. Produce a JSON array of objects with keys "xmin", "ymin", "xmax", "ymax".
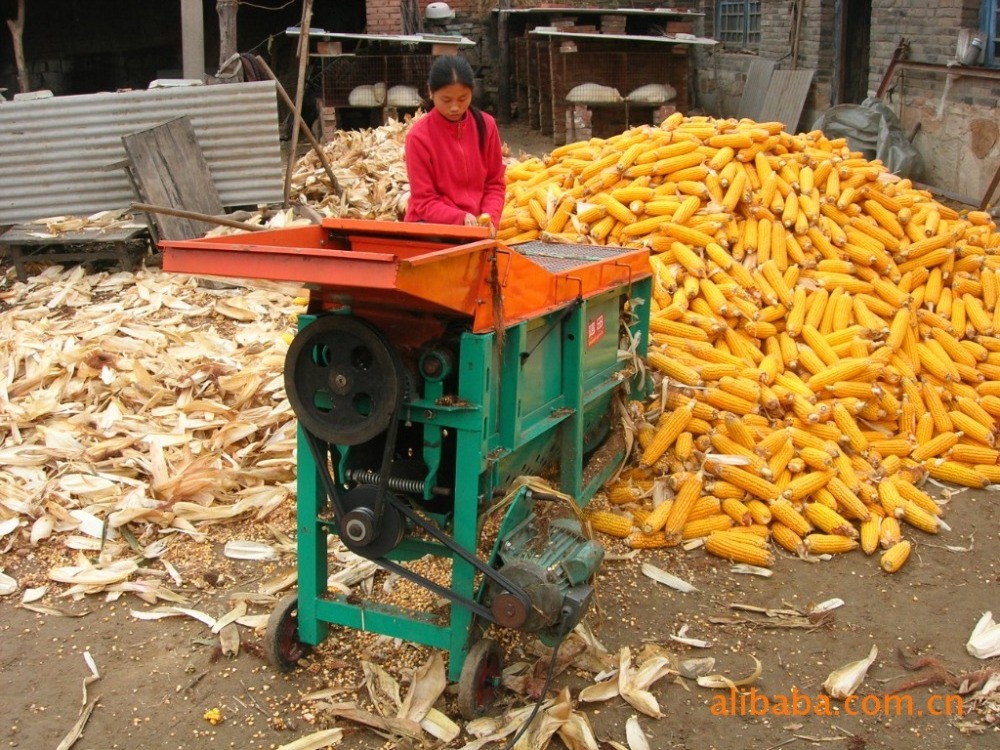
[
  {"xmin": 982, "ymin": 0, "xmax": 1000, "ymax": 66},
  {"xmin": 717, "ymin": 0, "xmax": 762, "ymax": 48}
]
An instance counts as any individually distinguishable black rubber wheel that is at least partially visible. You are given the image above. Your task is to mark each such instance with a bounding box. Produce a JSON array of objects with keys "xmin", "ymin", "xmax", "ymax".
[
  {"xmin": 264, "ymin": 594, "xmax": 313, "ymax": 671},
  {"xmin": 457, "ymin": 638, "xmax": 504, "ymax": 720},
  {"xmin": 285, "ymin": 314, "xmax": 403, "ymax": 445}
]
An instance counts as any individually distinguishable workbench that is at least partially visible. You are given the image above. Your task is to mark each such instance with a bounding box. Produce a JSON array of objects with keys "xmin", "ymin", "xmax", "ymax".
[{"xmin": 0, "ymin": 223, "xmax": 149, "ymax": 281}]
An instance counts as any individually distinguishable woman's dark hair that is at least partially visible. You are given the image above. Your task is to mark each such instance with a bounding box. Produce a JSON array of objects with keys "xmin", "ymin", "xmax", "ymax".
[{"xmin": 427, "ymin": 55, "xmax": 486, "ymax": 152}]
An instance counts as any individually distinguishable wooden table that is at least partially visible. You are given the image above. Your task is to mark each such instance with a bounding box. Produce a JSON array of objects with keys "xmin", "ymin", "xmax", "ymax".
[{"xmin": 0, "ymin": 223, "xmax": 150, "ymax": 282}]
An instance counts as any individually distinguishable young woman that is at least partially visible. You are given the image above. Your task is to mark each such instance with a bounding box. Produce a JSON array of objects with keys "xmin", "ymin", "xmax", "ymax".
[{"xmin": 404, "ymin": 55, "xmax": 506, "ymax": 233}]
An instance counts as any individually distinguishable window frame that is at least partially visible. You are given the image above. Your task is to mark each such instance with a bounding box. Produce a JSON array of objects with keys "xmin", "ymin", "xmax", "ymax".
[{"xmin": 716, "ymin": 0, "xmax": 762, "ymax": 49}]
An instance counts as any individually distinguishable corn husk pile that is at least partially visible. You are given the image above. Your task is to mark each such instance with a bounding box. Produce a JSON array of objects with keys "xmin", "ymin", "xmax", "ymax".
[
  {"xmin": 288, "ymin": 116, "xmax": 411, "ymax": 220},
  {"xmin": 499, "ymin": 113, "xmax": 1000, "ymax": 573},
  {"xmin": 20, "ymin": 208, "xmax": 145, "ymax": 238},
  {"xmin": 0, "ymin": 264, "xmax": 303, "ymax": 601}
]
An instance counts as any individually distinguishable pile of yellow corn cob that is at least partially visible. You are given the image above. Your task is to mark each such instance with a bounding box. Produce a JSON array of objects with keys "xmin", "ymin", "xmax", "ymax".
[{"xmin": 502, "ymin": 112, "xmax": 1000, "ymax": 574}]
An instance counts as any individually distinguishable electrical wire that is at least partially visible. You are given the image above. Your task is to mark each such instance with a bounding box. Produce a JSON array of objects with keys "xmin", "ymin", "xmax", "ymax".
[
  {"xmin": 238, "ymin": 0, "xmax": 298, "ymax": 10},
  {"xmin": 500, "ymin": 614, "xmax": 573, "ymax": 750}
]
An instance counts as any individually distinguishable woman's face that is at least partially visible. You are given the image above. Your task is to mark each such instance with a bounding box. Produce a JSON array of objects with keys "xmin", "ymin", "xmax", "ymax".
[{"xmin": 430, "ymin": 82, "xmax": 473, "ymax": 122}]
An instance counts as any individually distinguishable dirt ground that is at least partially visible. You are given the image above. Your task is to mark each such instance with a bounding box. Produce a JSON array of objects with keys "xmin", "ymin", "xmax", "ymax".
[
  {"xmin": 3, "ymin": 127, "xmax": 1000, "ymax": 750},
  {"xmin": 2, "ymin": 480, "xmax": 999, "ymax": 750}
]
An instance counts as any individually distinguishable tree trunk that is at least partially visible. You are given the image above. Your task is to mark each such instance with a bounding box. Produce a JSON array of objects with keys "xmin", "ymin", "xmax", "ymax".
[
  {"xmin": 283, "ymin": 0, "xmax": 314, "ymax": 206},
  {"xmin": 6, "ymin": 0, "xmax": 28, "ymax": 94},
  {"xmin": 401, "ymin": 0, "xmax": 421, "ymax": 36},
  {"xmin": 217, "ymin": 0, "xmax": 239, "ymax": 72}
]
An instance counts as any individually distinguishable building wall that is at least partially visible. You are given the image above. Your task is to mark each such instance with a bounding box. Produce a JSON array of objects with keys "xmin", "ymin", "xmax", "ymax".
[
  {"xmin": 867, "ymin": 0, "xmax": 1000, "ymax": 200},
  {"xmin": 686, "ymin": 0, "xmax": 999, "ymax": 199},
  {"xmin": 0, "ymin": 0, "xmax": 365, "ymax": 96}
]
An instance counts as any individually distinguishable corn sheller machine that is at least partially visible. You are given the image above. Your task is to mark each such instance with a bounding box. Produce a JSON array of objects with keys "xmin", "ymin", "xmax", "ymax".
[{"xmin": 162, "ymin": 219, "xmax": 651, "ymax": 715}]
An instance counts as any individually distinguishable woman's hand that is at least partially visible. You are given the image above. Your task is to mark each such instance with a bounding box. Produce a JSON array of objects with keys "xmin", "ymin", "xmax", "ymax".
[{"xmin": 468, "ymin": 212, "xmax": 496, "ymax": 237}]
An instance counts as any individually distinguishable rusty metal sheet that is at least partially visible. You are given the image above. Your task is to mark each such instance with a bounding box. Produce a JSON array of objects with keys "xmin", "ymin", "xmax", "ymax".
[
  {"xmin": 758, "ymin": 69, "xmax": 815, "ymax": 132},
  {"xmin": 737, "ymin": 58, "xmax": 776, "ymax": 122},
  {"xmin": 0, "ymin": 82, "xmax": 282, "ymax": 225}
]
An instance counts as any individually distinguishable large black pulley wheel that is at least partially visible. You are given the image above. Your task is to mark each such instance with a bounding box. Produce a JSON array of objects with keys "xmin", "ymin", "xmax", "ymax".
[
  {"xmin": 264, "ymin": 594, "xmax": 313, "ymax": 671},
  {"xmin": 285, "ymin": 315, "xmax": 404, "ymax": 445},
  {"xmin": 457, "ymin": 638, "xmax": 504, "ymax": 720}
]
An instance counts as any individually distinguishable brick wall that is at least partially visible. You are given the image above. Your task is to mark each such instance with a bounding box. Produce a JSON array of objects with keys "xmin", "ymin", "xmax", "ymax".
[{"xmin": 366, "ymin": 0, "xmax": 403, "ymax": 34}]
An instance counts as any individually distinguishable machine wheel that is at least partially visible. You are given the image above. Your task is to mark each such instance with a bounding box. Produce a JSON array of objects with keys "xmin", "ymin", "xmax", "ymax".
[
  {"xmin": 457, "ymin": 638, "xmax": 504, "ymax": 720},
  {"xmin": 264, "ymin": 594, "xmax": 313, "ymax": 671},
  {"xmin": 285, "ymin": 314, "xmax": 404, "ymax": 445},
  {"xmin": 338, "ymin": 484, "xmax": 407, "ymax": 558}
]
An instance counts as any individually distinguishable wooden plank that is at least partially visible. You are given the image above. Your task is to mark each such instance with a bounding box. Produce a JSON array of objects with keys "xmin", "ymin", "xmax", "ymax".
[
  {"xmin": 737, "ymin": 58, "xmax": 776, "ymax": 122},
  {"xmin": 122, "ymin": 116, "xmax": 223, "ymax": 241},
  {"xmin": 758, "ymin": 69, "xmax": 815, "ymax": 132}
]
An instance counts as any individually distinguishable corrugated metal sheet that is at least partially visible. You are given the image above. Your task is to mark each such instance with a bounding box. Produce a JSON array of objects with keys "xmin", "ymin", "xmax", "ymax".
[{"xmin": 0, "ymin": 81, "xmax": 284, "ymax": 225}]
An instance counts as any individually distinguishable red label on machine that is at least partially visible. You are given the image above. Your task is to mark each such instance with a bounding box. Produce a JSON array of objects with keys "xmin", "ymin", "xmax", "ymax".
[{"xmin": 587, "ymin": 314, "xmax": 606, "ymax": 348}]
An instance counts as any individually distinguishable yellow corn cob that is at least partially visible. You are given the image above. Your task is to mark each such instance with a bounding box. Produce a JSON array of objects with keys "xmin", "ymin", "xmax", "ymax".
[
  {"xmin": 718, "ymin": 376, "xmax": 762, "ymax": 405},
  {"xmin": 899, "ymin": 500, "xmax": 941, "ymax": 535},
  {"xmin": 681, "ymin": 514, "xmax": 736, "ymax": 540},
  {"xmin": 688, "ymin": 495, "xmax": 724, "ymax": 521},
  {"xmin": 647, "ymin": 350, "xmax": 703, "ymax": 387},
  {"xmin": 925, "ymin": 459, "xmax": 989, "ymax": 488},
  {"xmin": 674, "ymin": 431, "xmax": 695, "ymax": 462},
  {"xmin": 587, "ymin": 511, "xmax": 634, "ymax": 538},
  {"xmin": 665, "ymin": 391, "xmax": 720, "ymax": 421},
  {"xmin": 782, "ymin": 469, "xmax": 834, "ymax": 502},
  {"xmin": 770, "ymin": 522, "xmax": 804, "ymax": 553},
  {"xmin": 877, "ymin": 515, "xmax": 902, "ymax": 549},
  {"xmin": 868, "ymin": 437, "xmax": 915, "ymax": 457},
  {"xmin": 768, "ymin": 500, "xmax": 812, "ymax": 537},
  {"xmin": 803, "ymin": 534, "xmax": 860, "ymax": 554},
  {"xmin": 825, "ymin": 476, "xmax": 871, "ymax": 521},
  {"xmin": 704, "ymin": 388, "xmax": 758, "ymax": 416},
  {"xmin": 910, "ymin": 431, "xmax": 961, "ymax": 462},
  {"xmin": 949, "ymin": 442, "xmax": 1000, "ymax": 465},
  {"xmin": 737, "ymin": 498, "xmax": 769, "ymax": 526},
  {"xmin": 804, "ymin": 502, "xmax": 859, "ymax": 538},
  {"xmin": 720, "ymin": 496, "xmax": 753, "ymax": 526},
  {"xmin": 704, "ymin": 532, "xmax": 775, "ymax": 567},
  {"xmin": 880, "ymin": 539, "xmax": 913, "ymax": 573},
  {"xmin": 660, "ymin": 471, "xmax": 705, "ymax": 537},
  {"xmin": 890, "ymin": 479, "xmax": 941, "ymax": 518},
  {"xmin": 607, "ymin": 482, "xmax": 643, "ymax": 505},
  {"xmin": 860, "ymin": 516, "xmax": 880, "ymax": 555},
  {"xmin": 709, "ymin": 464, "xmax": 781, "ymax": 501},
  {"xmin": 640, "ymin": 400, "xmax": 696, "ymax": 467},
  {"xmin": 593, "ymin": 193, "xmax": 637, "ymax": 225},
  {"xmin": 948, "ymin": 410, "xmax": 996, "ymax": 447},
  {"xmin": 638, "ymin": 154, "xmax": 703, "ymax": 181}
]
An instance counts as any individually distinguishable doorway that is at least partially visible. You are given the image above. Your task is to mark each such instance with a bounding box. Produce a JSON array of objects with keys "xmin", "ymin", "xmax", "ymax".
[{"xmin": 834, "ymin": 0, "xmax": 872, "ymax": 104}]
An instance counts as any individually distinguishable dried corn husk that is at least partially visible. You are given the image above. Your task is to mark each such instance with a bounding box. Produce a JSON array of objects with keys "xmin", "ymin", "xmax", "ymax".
[
  {"xmin": 822, "ymin": 644, "xmax": 878, "ymax": 699},
  {"xmin": 967, "ymin": 612, "xmax": 1000, "ymax": 659}
]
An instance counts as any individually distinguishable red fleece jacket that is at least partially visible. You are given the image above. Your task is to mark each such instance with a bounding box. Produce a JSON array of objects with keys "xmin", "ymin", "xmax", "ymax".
[{"xmin": 404, "ymin": 108, "xmax": 506, "ymax": 228}]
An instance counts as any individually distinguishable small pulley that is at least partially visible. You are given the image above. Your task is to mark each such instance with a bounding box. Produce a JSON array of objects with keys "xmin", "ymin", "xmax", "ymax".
[
  {"xmin": 338, "ymin": 484, "xmax": 406, "ymax": 558},
  {"xmin": 285, "ymin": 315, "xmax": 404, "ymax": 445}
]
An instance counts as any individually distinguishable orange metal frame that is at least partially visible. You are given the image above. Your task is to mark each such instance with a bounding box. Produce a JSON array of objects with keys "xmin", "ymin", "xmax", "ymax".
[{"xmin": 160, "ymin": 218, "xmax": 650, "ymax": 333}]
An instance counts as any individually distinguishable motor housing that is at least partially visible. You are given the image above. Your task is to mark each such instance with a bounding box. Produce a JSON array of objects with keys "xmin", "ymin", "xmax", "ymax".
[{"xmin": 487, "ymin": 502, "xmax": 604, "ymax": 642}]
